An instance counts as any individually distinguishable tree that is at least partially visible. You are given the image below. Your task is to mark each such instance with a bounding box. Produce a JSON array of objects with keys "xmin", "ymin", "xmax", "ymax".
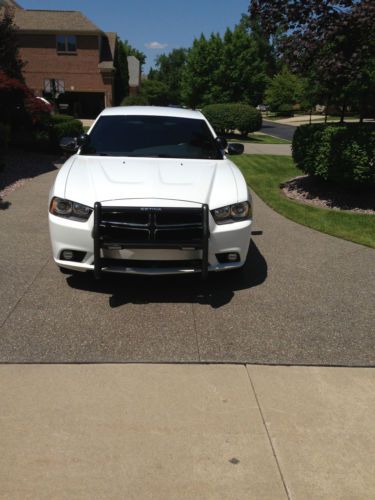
[
  {"xmin": 181, "ymin": 33, "xmax": 224, "ymax": 108},
  {"xmin": 140, "ymin": 79, "xmax": 170, "ymax": 106},
  {"xmin": 220, "ymin": 20, "xmax": 269, "ymax": 105},
  {"xmin": 120, "ymin": 39, "xmax": 146, "ymax": 70},
  {"xmin": 114, "ymin": 39, "xmax": 146, "ymax": 106},
  {"xmin": 181, "ymin": 22, "xmax": 272, "ymax": 108},
  {"xmin": 114, "ymin": 37, "xmax": 129, "ymax": 105},
  {"xmin": 148, "ymin": 48, "xmax": 187, "ymax": 104},
  {"xmin": 265, "ymin": 66, "xmax": 307, "ymax": 113},
  {"xmin": 249, "ymin": 0, "xmax": 375, "ymax": 120},
  {"xmin": 0, "ymin": 6, "xmax": 24, "ymax": 80}
]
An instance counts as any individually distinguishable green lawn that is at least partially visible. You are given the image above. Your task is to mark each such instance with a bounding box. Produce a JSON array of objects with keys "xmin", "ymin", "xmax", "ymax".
[
  {"xmin": 227, "ymin": 133, "xmax": 291, "ymax": 145},
  {"xmin": 233, "ymin": 155, "xmax": 375, "ymax": 249}
]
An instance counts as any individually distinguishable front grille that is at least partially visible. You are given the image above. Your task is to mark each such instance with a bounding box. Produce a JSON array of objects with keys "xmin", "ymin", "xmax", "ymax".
[
  {"xmin": 99, "ymin": 207, "xmax": 205, "ymax": 247},
  {"xmin": 93, "ymin": 203, "xmax": 210, "ymax": 279}
]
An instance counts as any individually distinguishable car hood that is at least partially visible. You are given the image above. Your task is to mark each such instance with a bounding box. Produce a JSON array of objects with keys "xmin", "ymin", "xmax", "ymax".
[{"xmin": 64, "ymin": 156, "xmax": 239, "ymax": 208}]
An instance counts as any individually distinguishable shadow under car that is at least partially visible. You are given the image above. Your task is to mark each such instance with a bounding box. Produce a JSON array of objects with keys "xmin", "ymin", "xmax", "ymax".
[{"xmin": 66, "ymin": 240, "xmax": 267, "ymax": 309}]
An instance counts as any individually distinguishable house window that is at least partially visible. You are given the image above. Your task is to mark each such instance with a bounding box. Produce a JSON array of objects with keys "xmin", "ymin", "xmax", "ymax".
[{"xmin": 56, "ymin": 35, "xmax": 77, "ymax": 53}]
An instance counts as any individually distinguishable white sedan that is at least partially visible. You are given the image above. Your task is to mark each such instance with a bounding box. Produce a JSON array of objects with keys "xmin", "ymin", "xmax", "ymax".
[{"xmin": 48, "ymin": 106, "xmax": 252, "ymax": 278}]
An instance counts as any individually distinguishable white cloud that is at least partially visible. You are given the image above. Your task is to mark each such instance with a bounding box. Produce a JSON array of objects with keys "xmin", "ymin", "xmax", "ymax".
[{"xmin": 145, "ymin": 41, "xmax": 168, "ymax": 49}]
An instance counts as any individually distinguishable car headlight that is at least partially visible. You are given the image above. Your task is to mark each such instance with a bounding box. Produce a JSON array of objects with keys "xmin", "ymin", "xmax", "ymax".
[
  {"xmin": 49, "ymin": 197, "xmax": 92, "ymax": 222},
  {"xmin": 211, "ymin": 201, "xmax": 252, "ymax": 224}
]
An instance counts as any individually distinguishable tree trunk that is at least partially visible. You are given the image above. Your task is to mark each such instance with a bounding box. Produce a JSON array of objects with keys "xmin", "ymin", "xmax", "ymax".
[{"xmin": 309, "ymin": 107, "xmax": 312, "ymax": 124}]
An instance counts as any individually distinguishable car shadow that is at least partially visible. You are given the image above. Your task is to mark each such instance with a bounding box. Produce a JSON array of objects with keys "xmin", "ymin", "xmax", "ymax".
[{"xmin": 66, "ymin": 240, "xmax": 267, "ymax": 309}]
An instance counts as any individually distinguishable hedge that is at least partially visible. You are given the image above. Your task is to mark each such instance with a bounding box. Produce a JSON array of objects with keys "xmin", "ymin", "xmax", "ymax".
[
  {"xmin": 31, "ymin": 114, "xmax": 83, "ymax": 152},
  {"xmin": 292, "ymin": 123, "xmax": 375, "ymax": 186},
  {"xmin": 50, "ymin": 113, "xmax": 78, "ymax": 124},
  {"xmin": 202, "ymin": 103, "xmax": 262, "ymax": 136}
]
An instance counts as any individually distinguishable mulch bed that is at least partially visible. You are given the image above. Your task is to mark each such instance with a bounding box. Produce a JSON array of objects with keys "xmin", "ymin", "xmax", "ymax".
[{"xmin": 281, "ymin": 175, "xmax": 375, "ymax": 215}]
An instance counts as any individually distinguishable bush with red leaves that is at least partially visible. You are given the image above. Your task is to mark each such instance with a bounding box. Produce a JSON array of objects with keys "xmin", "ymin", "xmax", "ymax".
[{"xmin": 0, "ymin": 70, "xmax": 51, "ymax": 127}]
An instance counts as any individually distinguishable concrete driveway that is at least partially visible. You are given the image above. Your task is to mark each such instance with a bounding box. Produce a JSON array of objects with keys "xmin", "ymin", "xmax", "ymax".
[{"xmin": 1, "ymin": 161, "xmax": 374, "ymax": 365}]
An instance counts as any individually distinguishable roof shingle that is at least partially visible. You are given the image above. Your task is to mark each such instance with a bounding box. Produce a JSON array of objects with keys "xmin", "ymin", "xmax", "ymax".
[{"xmin": 12, "ymin": 9, "xmax": 102, "ymax": 33}]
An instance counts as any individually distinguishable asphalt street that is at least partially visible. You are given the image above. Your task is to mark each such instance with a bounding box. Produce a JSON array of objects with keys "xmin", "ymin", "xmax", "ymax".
[
  {"xmin": 1, "ymin": 159, "xmax": 374, "ymax": 364},
  {"xmin": 261, "ymin": 119, "xmax": 296, "ymax": 141}
]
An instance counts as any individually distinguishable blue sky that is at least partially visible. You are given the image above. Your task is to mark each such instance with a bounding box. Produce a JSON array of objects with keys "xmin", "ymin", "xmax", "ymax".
[{"xmin": 20, "ymin": 0, "xmax": 250, "ymax": 72}]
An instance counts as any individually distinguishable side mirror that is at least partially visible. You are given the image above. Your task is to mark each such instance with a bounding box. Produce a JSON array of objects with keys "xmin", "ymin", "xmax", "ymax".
[
  {"xmin": 227, "ymin": 143, "xmax": 244, "ymax": 155},
  {"xmin": 59, "ymin": 136, "xmax": 78, "ymax": 153},
  {"xmin": 77, "ymin": 133, "xmax": 90, "ymax": 147},
  {"xmin": 215, "ymin": 136, "xmax": 228, "ymax": 150}
]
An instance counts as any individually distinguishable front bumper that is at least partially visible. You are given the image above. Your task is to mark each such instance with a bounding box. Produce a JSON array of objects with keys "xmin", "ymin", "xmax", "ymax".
[{"xmin": 49, "ymin": 202, "xmax": 252, "ymax": 277}]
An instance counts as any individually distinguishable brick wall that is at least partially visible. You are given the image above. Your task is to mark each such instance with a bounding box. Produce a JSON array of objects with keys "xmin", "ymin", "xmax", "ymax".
[{"xmin": 18, "ymin": 34, "xmax": 113, "ymax": 106}]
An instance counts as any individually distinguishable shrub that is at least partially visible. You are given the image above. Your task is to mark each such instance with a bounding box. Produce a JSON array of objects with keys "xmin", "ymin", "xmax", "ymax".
[
  {"xmin": 121, "ymin": 94, "xmax": 149, "ymax": 106},
  {"xmin": 49, "ymin": 118, "xmax": 83, "ymax": 148},
  {"xmin": 0, "ymin": 71, "xmax": 51, "ymax": 128},
  {"xmin": 202, "ymin": 103, "xmax": 262, "ymax": 136},
  {"xmin": 276, "ymin": 104, "xmax": 294, "ymax": 117},
  {"xmin": 32, "ymin": 130, "xmax": 51, "ymax": 152},
  {"xmin": 292, "ymin": 123, "xmax": 375, "ymax": 186},
  {"xmin": 50, "ymin": 114, "xmax": 76, "ymax": 124}
]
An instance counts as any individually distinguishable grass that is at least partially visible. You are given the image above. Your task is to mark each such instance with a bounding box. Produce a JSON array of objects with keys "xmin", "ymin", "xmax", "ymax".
[
  {"xmin": 226, "ymin": 133, "xmax": 291, "ymax": 145},
  {"xmin": 232, "ymin": 155, "xmax": 375, "ymax": 249}
]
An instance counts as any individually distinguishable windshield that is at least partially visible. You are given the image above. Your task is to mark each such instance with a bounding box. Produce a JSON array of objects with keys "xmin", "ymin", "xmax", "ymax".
[{"xmin": 81, "ymin": 115, "xmax": 223, "ymax": 160}]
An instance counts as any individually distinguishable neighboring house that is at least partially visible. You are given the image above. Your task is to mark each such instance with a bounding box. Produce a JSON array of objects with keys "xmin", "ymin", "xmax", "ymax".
[
  {"xmin": 1, "ymin": 0, "xmax": 117, "ymax": 118},
  {"xmin": 127, "ymin": 56, "xmax": 141, "ymax": 96}
]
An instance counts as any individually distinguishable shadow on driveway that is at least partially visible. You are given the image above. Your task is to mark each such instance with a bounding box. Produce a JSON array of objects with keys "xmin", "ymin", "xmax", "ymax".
[
  {"xmin": 67, "ymin": 241, "xmax": 267, "ymax": 309},
  {"xmin": 0, "ymin": 150, "xmax": 61, "ymax": 201}
]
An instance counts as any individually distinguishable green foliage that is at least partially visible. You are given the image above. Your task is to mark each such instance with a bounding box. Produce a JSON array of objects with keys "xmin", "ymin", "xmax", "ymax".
[
  {"xmin": 114, "ymin": 38, "xmax": 130, "ymax": 105},
  {"xmin": 180, "ymin": 20, "xmax": 274, "ymax": 108},
  {"xmin": 219, "ymin": 21, "xmax": 269, "ymax": 105},
  {"xmin": 27, "ymin": 115, "xmax": 84, "ymax": 152},
  {"xmin": 49, "ymin": 114, "xmax": 76, "ymax": 124},
  {"xmin": 114, "ymin": 39, "xmax": 146, "ymax": 106},
  {"xmin": 120, "ymin": 40, "xmax": 146, "ymax": 69},
  {"xmin": 250, "ymin": 0, "xmax": 375, "ymax": 121},
  {"xmin": 148, "ymin": 48, "xmax": 188, "ymax": 104},
  {"xmin": 265, "ymin": 67, "xmax": 306, "ymax": 113},
  {"xmin": 121, "ymin": 94, "xmax": 148, "ymax": 106},
  {"xmin": 140, "ymin": 79, "xmax": 170, "ymax": 106},
  {"xmin": 292, "ymin": 123, "xmax": 375, "ymax": 186},
  {"xmin": 276, "ymin": 104, "xmax": 294, "ymax": 117},
  {"xmin": 233, "ymin": 154, "xmax": 375, "ymax": 249},
  {"xmin": 202, "ymin": 103, "xmax": 262, "ymax": 135},
  {"xmin": 0, "ymin": 7, "xmax": 24, "ymax": 80},
  {"xmin": 49, "ymin": 118, "xmax": 83, "ymax": 143}
]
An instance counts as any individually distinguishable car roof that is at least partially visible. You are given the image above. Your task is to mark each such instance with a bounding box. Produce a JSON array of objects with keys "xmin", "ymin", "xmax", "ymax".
[{"xmin": 99, "ymin": 106, "xmax": 204, "ymax": 120}]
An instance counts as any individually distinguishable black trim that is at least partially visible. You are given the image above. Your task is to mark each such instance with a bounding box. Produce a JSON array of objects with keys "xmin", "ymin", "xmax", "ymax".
[
  {"xmin": 93, "ymin": 202, "xmax": 102, "ymax": 279},
  {"xmin": 93, "ymin": 203, "xmax": 210, "ymax": 279},
  {"xmin": 202, "ymin": 204, "xmax": 209, "ymax": 280}
]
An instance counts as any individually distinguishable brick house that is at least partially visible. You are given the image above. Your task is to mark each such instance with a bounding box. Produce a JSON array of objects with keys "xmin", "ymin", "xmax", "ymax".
[{"xmin": 2, "ymin": 0, "xmax": 118, "ymax": 118}]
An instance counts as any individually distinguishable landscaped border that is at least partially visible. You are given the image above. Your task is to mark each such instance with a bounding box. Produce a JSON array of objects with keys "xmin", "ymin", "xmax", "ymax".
[{"xmin": 233, "ymin": 155, "xmax": 375, "ymax": 249}]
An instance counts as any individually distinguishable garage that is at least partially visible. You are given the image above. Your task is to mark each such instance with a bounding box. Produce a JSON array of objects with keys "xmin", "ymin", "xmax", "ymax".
[{"xmin": 57, "ymin": 91, "xmax": 105, "ymax": 119}]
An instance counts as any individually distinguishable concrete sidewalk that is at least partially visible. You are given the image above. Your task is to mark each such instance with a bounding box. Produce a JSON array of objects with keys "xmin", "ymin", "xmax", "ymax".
[
  {"xmin": 1, "ymin": 364, "xmax": 374, "ymax": 499},
  {"xmin": 243, "ymin": 143, "xmax": 292, "ymax": 155}
]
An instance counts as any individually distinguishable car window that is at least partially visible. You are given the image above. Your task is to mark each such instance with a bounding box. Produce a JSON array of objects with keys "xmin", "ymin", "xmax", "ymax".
[{"xmin": 81, "ymin": 115, "xmax": 223, "ymax": 160}]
